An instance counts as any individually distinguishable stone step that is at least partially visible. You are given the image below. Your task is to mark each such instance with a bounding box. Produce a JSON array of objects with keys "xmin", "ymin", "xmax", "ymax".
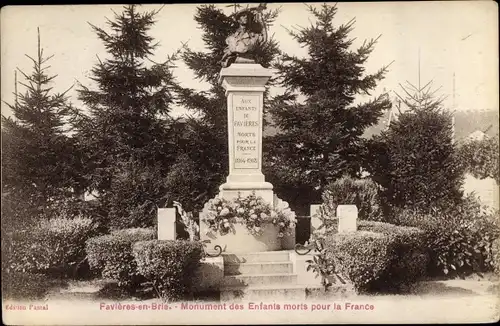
[
  {"xmin": 223, "ymin": 251, "xmax": 291, "ymax": 264},
  {"xmin": 224, "ymin": 262, "xmax": 293, "ymax": 275},
  {"xmin": 223, "ymin": 273, "xmax": 297, "ymax": 287},
  {"xmin": 220, "ymin": 284, "xmax": 323, "ymax": 301}
]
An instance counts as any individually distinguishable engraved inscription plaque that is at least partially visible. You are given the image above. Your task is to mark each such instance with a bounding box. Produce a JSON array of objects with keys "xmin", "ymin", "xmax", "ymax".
[{"xmin": 232, "ymin": 94, "xmax": 260, "ymax": 169}]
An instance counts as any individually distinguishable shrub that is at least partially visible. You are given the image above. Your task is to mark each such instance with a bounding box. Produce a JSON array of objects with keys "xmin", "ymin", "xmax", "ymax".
[
  {"xmin": 321, "ymin": 176, "xmax": 384, "ymax": 221},
  {"xmin": 85, "ymin": 228, "xmax": 155, "ymax": 288},
  {"xmin": 394, "ymin": 195, "xmax": 500, "ymax": 277},
  {"xmin": 492, "ymin": 238, "xmax": 500, "ymax": 275},
  {"xmin": 458, "ymin": 136, "xmax": 499, "ymax": 183},
  {"xmin": 321, "ymin": 221, "xmax": 428, "ymax": 293},
  {"xmin": 3, "ymin": 217, "xmax": 97, "ymax": 276},
  {"xmin": 60, "ymin": 198, "xmax": 109, "ymax": 234},
  {"xmin": 110, "ymin": 227, "xmax": 157, "ymax": 240},
  {"xmin": 2, "ymin": 272, "xmax": 68, "ymax": 300},
  {"xmin": 133, "ymin": 240, "xmax": 204, "ymax": 300},
  {"xmin": 164, "ymin": 154, "xmax": 215, "ymax": 213}
]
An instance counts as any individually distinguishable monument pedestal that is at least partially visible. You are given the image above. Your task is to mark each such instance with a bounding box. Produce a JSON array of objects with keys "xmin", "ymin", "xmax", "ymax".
[
  {"xmin": 217, "ymin": 63, "xmax": 275, "ymax": 204},
  {"xmin": 199, "ymin": 62, "xmax": 296, "ymax": 253}
]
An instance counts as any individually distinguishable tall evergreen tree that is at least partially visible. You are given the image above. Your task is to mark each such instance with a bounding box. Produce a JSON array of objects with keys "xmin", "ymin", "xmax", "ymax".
[
  {"xmin": 2, "ymin": 28, "xmax": 80, "ymax": 229},
  {"xmin": 366, "ymin": 80, "xmax": 464, "ymax": 214},
  {"xmin": 77, "ymin": 5, "xmax": 179, "ymax": 228},
  {"xmin": 265, "ymin": 4, "xmax": 392, "ymax": 214},
  {"xmin": 171, "ymin": 4, "xmax": 281, "ymax": 211}
]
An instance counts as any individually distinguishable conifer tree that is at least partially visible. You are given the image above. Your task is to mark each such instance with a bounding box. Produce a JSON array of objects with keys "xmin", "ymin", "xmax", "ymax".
[
  {"xmin": 77, "ymin": 5, "xmax": 179, "ymax": 228},
  {"xmin": 2, "ymin": 28, "xmax": 80, "ymax": 227},
  {"xmin": 265, "ymin": 4, "xmax": 392, "ymax": 213},
  {"xmin": 171, "ymin": 4, "xmax": 281, "ymax": 211},
  {"xmin": 366, "ymin": 80, "xmax": 464, "ymax": 214}
]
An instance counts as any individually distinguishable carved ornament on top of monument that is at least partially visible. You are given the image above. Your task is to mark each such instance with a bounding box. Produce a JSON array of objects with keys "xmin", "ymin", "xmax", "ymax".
[{"xmin": 220, "ymin": 3, "xmax": 268, "ymax": 68}]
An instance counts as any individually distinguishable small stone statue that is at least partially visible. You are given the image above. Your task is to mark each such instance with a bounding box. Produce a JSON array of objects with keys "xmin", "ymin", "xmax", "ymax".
[{"xmin": 220, "ymin": 4, "xmax": 268, "ymax": 68}]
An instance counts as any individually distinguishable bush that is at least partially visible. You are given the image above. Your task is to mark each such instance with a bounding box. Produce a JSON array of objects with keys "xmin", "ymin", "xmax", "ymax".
[
  {"xmin": 110, "ymin": 227, "xmax": 157, "ymax": 240},
  {"xmin": 133, "ymin": 240, "xmax": 204, "ymax": 300},
  {"xmin": 322, "ymin": 176, "xmax": 384, "ymax": 221},
  {"xmin": 322, "ymin": 221, "xmax": 428, "ymax": 293},
  {"xmin": 492, "ymin": 238, "xmax": 500, "ymax": 275},
  {"xmin": 3, "ymin": 217, "xmax": 97, "ymax": 276},
  {"xmin": 2, "ymin": 272, "xmax": 68, "ymax": 300},
  {"xmin": 164, "ymin": 153, "xmax": 215, "ymax": 213},
  {"xmin": 85, "ymin": 228, "xmax": 155, "ymax": 288},
  {"xmin": 394, "ymin": 195, "xmax": 500, "ymax": 277},
  {"xmin": 458, "ymin": 136, "xmax": 499, "ymax": 183},
  {"xmin": 58, "ymin": 198, "xmax": 109, "ymax": 234}
]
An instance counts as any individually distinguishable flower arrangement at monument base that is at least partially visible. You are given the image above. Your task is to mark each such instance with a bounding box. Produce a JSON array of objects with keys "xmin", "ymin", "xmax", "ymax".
[{"xmin": 200, "ymin": 192, "xmax": 297, "ymax": 253}]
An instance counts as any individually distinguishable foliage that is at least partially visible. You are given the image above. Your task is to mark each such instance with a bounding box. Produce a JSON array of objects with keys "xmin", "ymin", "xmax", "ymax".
[
  {"xmin": 133, "ymin": 240, "xmax": 203, "ymax": 301},
  {"xmin": 173, "ymin": 201, "xmax": 200, "ymax": 241},
  {"xmin": 458, "ymin": 136, "xmax": 499, "ymax": 183},
  {"xmin": 492, "ymin": 238, "xmax": 500, "ymax": 275},
  {"xmin": 394, "ymin": 195, "xmax": 500, "ymax": 278},
  {"xmin": 85, "ymin": 228, "xmax": 155, "ymax": 288},
  {"xmin": 173, "ymin": 4, "xmax": 281, "ymax": 211},
  {"xmin": 163, "ymin": 153, "xmax": 213, "ymax": 213},
  {"xmin": 319, "ymin": 221, "xmax": 428, "ymax": 293},
  {"xmin": 105, "ymin": 160, "xmax": 169, "ymax": 229},
  {"xmin": 321, "ymin": 175, "xmax": 384, "ymax": 221},
  {"xmin": 2, "ymin": 272, "xmax": 68, "ymax": 300},
  {"xmin": 3, "ymin": 217, "xmax": 97, "ymax": 277},
  {"xmin": 76, "ymin": 5, "xmax": 179, "ymax": 229},
  {"xmin": 202, "ymin": 193, "xmax": 297, "ymax": 237},
  {"xmin": 366, "ymin": 81, "xmax": 464, "ymax": 215},
  {"xmin": 264, "ymin": 4, "xmax": 392, "ymax": 214},
  {"xmin": 1, "ymin": 28, "xmax": 83, "ymax": 230}
]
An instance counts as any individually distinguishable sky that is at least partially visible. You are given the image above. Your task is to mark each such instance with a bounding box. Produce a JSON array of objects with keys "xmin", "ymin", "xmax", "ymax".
[{"xmin": 1, "ymin": 2, "xmax": 498, "ymax": 118}]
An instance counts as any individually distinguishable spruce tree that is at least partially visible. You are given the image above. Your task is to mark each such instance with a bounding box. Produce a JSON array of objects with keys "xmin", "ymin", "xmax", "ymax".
[
  {"xmin": 264, "ymin": 4, "xmax": 392, "ymax": 214},
  {"xmin": 77, "ymin": 5, "xmax": 179, "ymax": 228},
  {"xmin": 2, "ymin": 28, "xmax": 79, "ymax": 228},
  {"xmin": 366, "ymin": 80, "xmax": 464, "ymax": 214},
  {"xmin": 171, "ymin": 4, "xmax": 281, "ymax": 211}
]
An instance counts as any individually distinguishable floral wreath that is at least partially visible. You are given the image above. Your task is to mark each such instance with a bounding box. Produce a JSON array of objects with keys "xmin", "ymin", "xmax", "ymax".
[{"xmin": 202, "ymin": 192, "xmax": 296, "ymax": 238}]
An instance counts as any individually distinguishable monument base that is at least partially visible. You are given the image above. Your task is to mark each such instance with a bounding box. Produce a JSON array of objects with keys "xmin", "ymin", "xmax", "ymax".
[
  {"xmin": 219, "ymin": 180, "xmax": 274, "ymax": 204},
  {"xmin": 199, "ymin": 193, "xmax": 297, "ymax": 252},
  {"xmin": 204, "ymin": 223, "xmax": 281, "ymax": 253}
]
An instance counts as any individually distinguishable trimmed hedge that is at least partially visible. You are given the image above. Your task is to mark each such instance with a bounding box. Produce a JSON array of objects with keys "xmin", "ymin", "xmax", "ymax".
[
  {"xmin": 133, "ymin": 240, "xmax": 204, "ymax": 300},
  {"xmin": 324, "ymin": 221, "xmax": 428, "ymax": 293},
  {"xmin": 3, "ymin": 217, "xmax": 97, "ymax": 276},
  {"xmin": 85, "ymin": 228, "xmax": 155, "ymax": 288}
]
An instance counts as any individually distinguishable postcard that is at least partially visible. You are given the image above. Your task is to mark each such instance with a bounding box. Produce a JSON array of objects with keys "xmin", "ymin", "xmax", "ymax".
[{"xmin": 2, "ymin": 2, "xmax": 499, "ymax": 325}]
